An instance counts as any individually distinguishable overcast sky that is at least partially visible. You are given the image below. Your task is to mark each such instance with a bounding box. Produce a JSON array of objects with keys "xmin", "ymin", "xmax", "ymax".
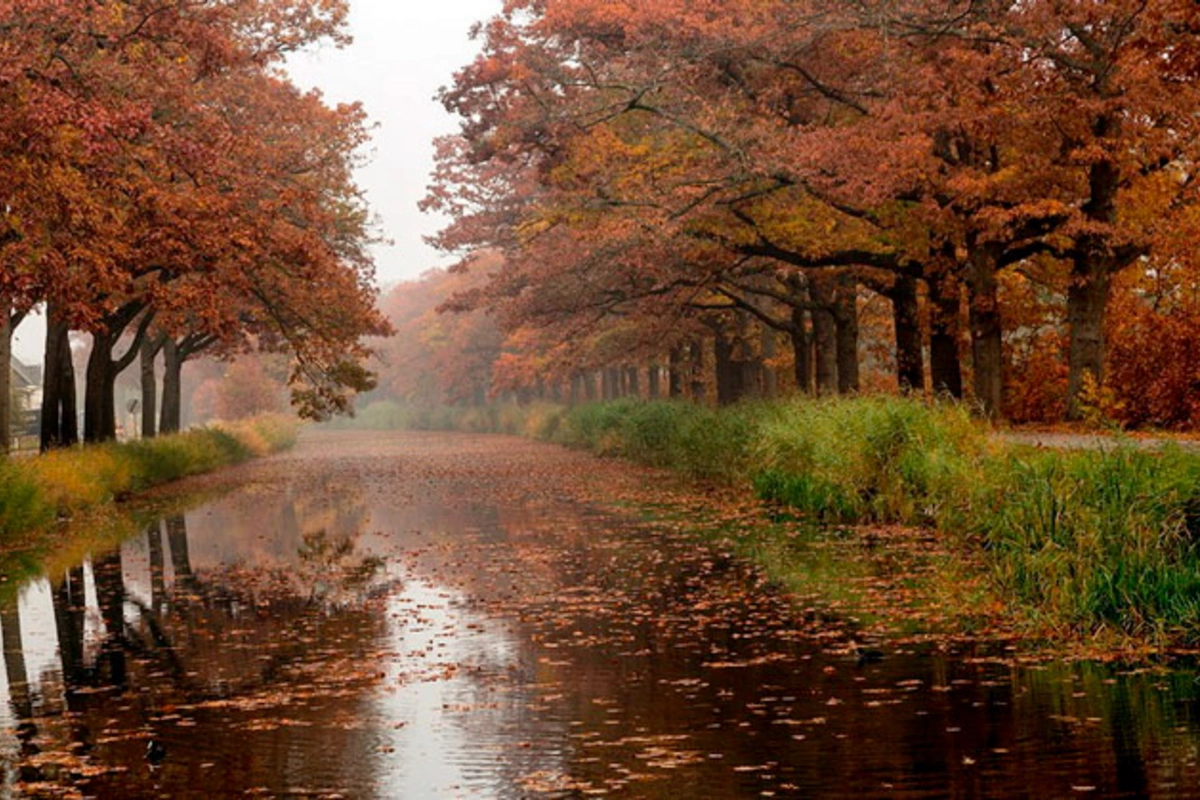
[
  {"xmin": 286, "ymin": 0, "xmax": 501, "ymax": 287},
  {"xmin": 12, "ymin": 0, "xmax": 500, "ymax": 363}
]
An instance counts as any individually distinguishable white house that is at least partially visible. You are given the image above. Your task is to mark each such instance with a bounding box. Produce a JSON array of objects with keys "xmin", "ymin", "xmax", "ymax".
[{"xmin": 10, "ymin": 357, "xmax": 42, "ymax": 435}]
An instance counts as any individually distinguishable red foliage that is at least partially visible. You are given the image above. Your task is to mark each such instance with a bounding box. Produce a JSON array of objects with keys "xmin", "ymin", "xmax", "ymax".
[{"xmin": 1105, "ymin": 272, "xmax": 1200, "ymax": 429}]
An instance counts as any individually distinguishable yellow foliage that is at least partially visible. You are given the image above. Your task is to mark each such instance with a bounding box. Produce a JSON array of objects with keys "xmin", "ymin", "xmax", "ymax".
[{"xmin": 2, "ymin": 415, "xmax": 298, "ymax": 539}]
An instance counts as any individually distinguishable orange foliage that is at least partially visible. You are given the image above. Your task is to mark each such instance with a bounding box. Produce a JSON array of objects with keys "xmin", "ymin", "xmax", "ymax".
[
  {"xmin": 374, "ymin": 261, "xmax": 504, "ymax": 405},
  {"xmin": 1105, "ymin": 269, "xmax": 1200, "ymax": 429},
  {"xmin": 1000, "ymin": 269, "xmax": 1069, "ymax": 423}
]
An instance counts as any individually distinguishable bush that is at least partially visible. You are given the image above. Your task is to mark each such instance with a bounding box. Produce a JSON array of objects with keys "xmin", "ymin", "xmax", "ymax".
[{"xmin": 0, "ymin": 415, "xmax": 298, "ymax": 541}]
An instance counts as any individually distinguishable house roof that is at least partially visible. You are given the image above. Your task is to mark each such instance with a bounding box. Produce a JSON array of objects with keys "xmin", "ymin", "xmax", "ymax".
[{"xmin": 11, "ymin": 357, "xmax": 42, "ymax": 389}]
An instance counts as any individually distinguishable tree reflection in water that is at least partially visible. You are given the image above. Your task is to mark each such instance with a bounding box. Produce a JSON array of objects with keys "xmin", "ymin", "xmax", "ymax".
[{"xmin": 0, "ymin": 507, "xmax": 391, "ymax": 797}]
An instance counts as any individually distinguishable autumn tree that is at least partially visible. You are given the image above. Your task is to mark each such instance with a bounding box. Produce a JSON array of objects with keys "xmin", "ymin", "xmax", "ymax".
[
  {"xmin": 0, "ymin": 0, "xmax": 386, "ymax": 446},
  {"xmin": 428, "ymin": 0, "xmax": 1200, "ymax": 423}
]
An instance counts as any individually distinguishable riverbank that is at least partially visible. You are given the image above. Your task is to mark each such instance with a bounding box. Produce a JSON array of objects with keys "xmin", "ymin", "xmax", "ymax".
[
  {"xmin": 0, "ymin": 414, "xmax": 298, "ymax": 543},
  {"xmin": 338, "ymin": 398, "xmax": 1200, "ymax": 653}
]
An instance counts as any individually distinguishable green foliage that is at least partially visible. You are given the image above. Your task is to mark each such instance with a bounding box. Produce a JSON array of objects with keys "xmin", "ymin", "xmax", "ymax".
[
  {"xmin": 975, "ymin": 445, "xmax": 1200, "ymax": 634},
  {"xmin": 0, "ymin": 459, "xmax": 54, "ymax": 534},
  {"xmin": 751, "ymin": 397, "xmax": 988, "ymax": 526},
  {"xmin": 551, "ymin": 400, "xmax": 755, "ymax": 482},
  {"xmin": 0, "ymin": 415, "xmax": 298, "ymax": 541},
  {"xmin": 546, "ymin": 397, "xmax": 1200, "ymax": 639}
]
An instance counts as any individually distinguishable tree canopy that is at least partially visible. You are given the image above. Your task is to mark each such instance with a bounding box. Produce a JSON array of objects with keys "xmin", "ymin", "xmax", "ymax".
[
  {"xmin": 0, "ymin": 0, "xmax": 389, "ymax": 449},
  {"xmin": 414, "ymin": 0, "xmax": 1200, "ymax": 424}
]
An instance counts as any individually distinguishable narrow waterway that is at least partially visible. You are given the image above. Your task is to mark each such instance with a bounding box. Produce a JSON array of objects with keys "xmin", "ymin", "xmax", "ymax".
[{"xmin": 2, "ymin": 431, "xmax": 1199, "ymax": 798}]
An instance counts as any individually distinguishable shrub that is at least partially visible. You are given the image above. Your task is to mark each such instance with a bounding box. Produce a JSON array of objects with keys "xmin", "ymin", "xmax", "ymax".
[
  {"xmin": 0, "ymin": 415, "xmax": 298, "ymax": 541},
  {"xmin": 751, "ymin": 396, "xmax": 988, "ymax": 526}
]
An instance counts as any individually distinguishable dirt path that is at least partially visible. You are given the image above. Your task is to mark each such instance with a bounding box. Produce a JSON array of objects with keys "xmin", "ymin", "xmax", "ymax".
[{"xmin": 998, "ymin": 429, "xmax": 1200, "ymax": 451}]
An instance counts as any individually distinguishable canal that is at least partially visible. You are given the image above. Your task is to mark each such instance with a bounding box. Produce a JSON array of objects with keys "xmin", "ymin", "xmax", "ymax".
[{"xmin": 1, "ymin": 431, "xmax": 1199, "ymax": 797}]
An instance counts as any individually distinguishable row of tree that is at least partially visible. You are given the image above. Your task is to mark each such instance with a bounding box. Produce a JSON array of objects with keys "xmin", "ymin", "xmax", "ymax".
[
  {"xmin": 416, "ymin": 0, "xmax": 1200, "ymax": 424},
  {"xmin": 0, "ymin": 0, "xmax": 388, "ymax": 453}
]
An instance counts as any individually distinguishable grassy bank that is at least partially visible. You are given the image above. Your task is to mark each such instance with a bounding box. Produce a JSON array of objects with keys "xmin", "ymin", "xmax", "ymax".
[
  {"xmin": 0, "ymin": 414, "xmax": 297, "ymax": 541},
  {"xmin": 351, "ymin": 397, "xmax": 1200, "ymax": 644}
]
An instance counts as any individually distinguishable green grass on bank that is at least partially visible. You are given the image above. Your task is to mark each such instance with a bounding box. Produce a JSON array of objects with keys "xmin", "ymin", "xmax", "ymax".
[
  {"xmin": 344, "ymin": 397, "xmax": 1200, "ymax": 642},
  {"xmin": 0, "ymin": 414, "xmax": 297, "ymax": 540}
]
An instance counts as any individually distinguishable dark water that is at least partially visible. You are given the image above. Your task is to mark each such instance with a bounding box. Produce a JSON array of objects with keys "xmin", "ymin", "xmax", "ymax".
[{"xmin": 2, "ymin": 436, "xmax": 1200, "ymax": 798}]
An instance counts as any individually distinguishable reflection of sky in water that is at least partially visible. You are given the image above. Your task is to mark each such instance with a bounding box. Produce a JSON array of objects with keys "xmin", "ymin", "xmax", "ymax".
[
  {"xmin": 16, "ymin": 581, "xmax": 72, "ymax": 708},
  {"xmin": 373, "ymin": 577, "xmax": 557, "ymax": 797},
  {"xmin": 0, "ymin": 604, "xmax": 12, "ymax": 792}
]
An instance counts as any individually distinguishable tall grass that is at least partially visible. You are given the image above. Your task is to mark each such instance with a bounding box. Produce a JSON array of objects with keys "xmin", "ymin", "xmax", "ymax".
[
  {"xmin": 973, "ymin": 446, "xmax": 1200, "ymax": 634},
  {"xmin": 547, "ymin": 397, "xmax": 1200, "ymax": 640},
  {"xmin": 0, "ymin": 414, "xmax": 297, "ymax": 540},
  {"xmin": 751, "ymin": 397, "xmax": 989, "ymax": 526},
  {"xmin": 547, "ymin": 399, "xmax": 756, "ymax": 481}
]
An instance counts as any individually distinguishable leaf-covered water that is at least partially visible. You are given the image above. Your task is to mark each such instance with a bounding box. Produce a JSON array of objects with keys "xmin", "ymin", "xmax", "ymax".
[{"xmin": 1, "ymin": 431, "xmax": 1199, "ymax": 798}]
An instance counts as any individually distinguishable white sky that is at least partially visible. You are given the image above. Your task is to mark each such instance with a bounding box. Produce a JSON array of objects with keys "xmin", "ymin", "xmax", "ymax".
[
  {"xmin": 12, "ymin": 0, "xmax": 500, "ymax": 363},
  {"xmin": 286, "ymin": 0, "xmax": 501, "ymax": 287}
]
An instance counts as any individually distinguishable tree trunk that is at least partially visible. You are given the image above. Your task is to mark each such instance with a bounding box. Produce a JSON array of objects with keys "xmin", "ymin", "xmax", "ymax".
[
  {"xmin": 790, "ymin": 307, "xmax": 812, "ymax": 394},
  {"xmin": 735, "ymin": 312, "xmax": 762, "ymax": 400},
  {"xmin": 84, "ymin": 308, "xmax": 150, "ymax": 443},
  {"xmin": 1065, "ymin": 265, "xmax": 1112, "ymax": 420},
  {"xmin": 0, "ymin": 305, "xmax": 10, "ymax": 455},
  {"xmin": 625, "ymin": 366, "xmax": 640, "ymax": 398},
  {"xmin": 84, "ymin": 331, "xmax": 120, "ymax": 443},
  {"xmin": 141, "ymin": 334, "xmax": 161, "ymax": 439},
  {"xmin": 833, "ymin": 274, "xmax": 859, "ymax": 395},
  {"xmin": 890, "ymin": 274, "xmax": 925, "ymax": 393},
  {"xmin": 668, "ymin": 347, "xmax": 684, "ymax": 398},
  {"xmin": 714, "ymin": 329, "xmax": 744, "ymax": 406},
  {"xmin": 810, "ymin": 278, "xmax": 838, "ymax": 396},
  {"xmin": 688, "ymin": 339, "xmax": 706, "ymax": 402},
  {"xmin": 648, "ymin": 363, "xmax": 661, "ymax": 399},
  {"xmin": 160, "ymin": 338, "xmax": 183, "ymax": 434},
  {"xmin": 967, "ymin": 245, "xmax": 1003, "ymax": 418},
  {"xmin": 927, "ymin": 271, "xmax": 964, "ymax": 399},
  {"xmin": 1066, "ymin": 118, "xmax": 1121, "ymax": 420},
  {"xmin": 602, "ymin": 368, "xmax": 618, "ymax": 401},
  {"xmin": 40, "ymin": 304, "xmax": 78, "ymax": 451}
]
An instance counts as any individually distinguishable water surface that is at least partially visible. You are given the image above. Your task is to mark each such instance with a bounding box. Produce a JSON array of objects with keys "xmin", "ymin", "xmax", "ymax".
[{"xmin": 1, "ymin": 431, "xmax": 1199, "ymax": 798}]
